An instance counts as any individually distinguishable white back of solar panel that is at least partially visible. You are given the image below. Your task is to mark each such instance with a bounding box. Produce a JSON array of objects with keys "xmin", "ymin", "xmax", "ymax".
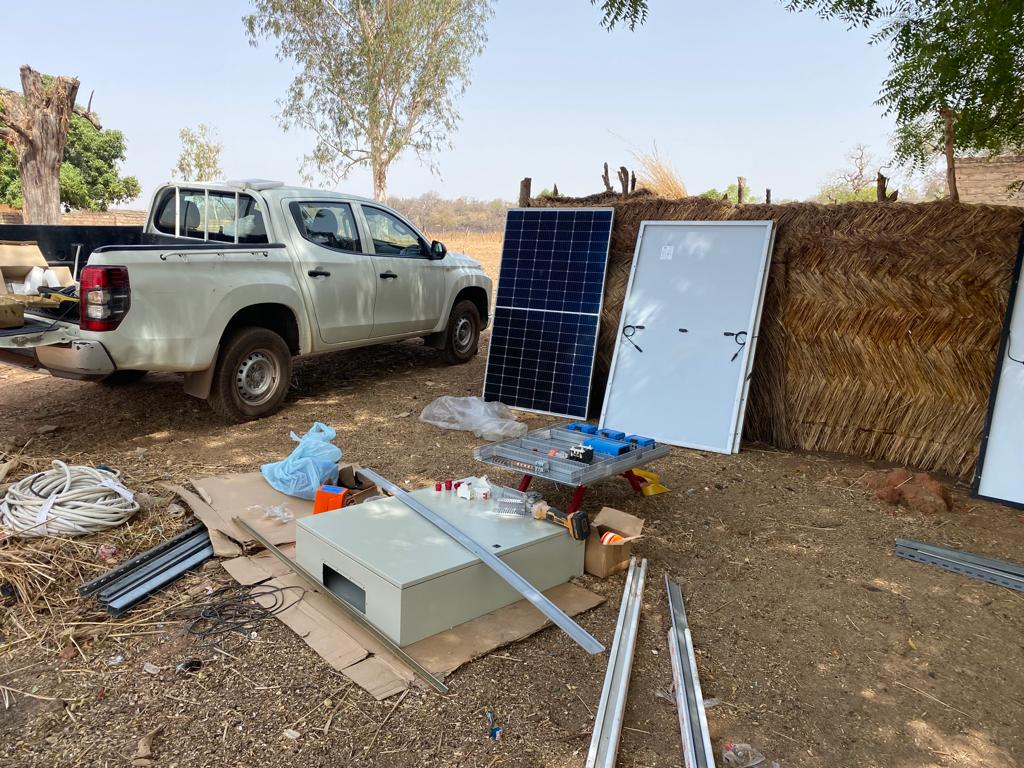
[
  {"xmin": 974, "ymin": 255, "xmax": 1024, "ymax": 507},
  {"xmin": 600, "ymin": 221, "xmax": 774, "ymax": 453}
]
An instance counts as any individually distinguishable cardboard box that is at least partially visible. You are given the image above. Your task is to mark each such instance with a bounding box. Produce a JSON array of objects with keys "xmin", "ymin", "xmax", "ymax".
[
  {"xmin": 585, "ymin": 507, "xmax": 644, "ymax": 578},
  {"xmin": 0, "ymin": 297, "xmax": 24, "ymax": 329},
  {"xmin": 338, "ymin": 463, "xmax": 380, "ymax": 506}
]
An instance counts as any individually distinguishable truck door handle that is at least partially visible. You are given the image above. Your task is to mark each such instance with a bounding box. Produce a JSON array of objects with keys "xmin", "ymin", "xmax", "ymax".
[
  {"xmin": 379, "ymin": 271, "xmax": 398, "ymax": 280},
  {"xmin": 308, "ymin": 268, "xmax": 331, "ymax": 277}
]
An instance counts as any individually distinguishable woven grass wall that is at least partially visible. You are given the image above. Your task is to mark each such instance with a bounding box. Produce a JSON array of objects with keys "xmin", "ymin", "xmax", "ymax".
[{"xmin": 534, "ymin": 193, "xmax": 1024, "ymax": 478}]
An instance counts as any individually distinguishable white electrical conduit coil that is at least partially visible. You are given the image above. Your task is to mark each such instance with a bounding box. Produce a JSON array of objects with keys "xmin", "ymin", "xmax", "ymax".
[{"xmin": 1, "ymin": 461, "xmax": 140, "ymax": 537}]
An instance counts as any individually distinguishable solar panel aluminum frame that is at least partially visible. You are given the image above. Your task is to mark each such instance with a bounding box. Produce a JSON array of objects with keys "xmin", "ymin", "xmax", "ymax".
[
  {"xmin": 483, "ymin": 207, "xmax": 615, "ymax": 420},
  {"xmin": 599, "ymin": 220, "xmax": 775, "ymax": 454}
]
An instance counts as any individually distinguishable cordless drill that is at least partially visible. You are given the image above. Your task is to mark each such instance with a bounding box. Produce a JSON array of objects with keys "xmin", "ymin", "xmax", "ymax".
[{"xmin": 531, "ymin": 501, "xmax": 590, "ymax": 540}]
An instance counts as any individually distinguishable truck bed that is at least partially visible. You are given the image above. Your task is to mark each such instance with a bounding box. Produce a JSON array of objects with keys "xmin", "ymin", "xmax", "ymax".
[{"xmin": 0, "ymin": 317, "xmax": 56, "ymax": 338}]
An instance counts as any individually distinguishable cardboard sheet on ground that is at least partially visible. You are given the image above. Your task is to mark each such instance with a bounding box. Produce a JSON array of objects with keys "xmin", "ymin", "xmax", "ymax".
[
  {"xmin": 168, "ymin": 474, "xmax": 315, "ymax": 556},
  {"xmin": 221, "ymin": 547, "xmax": 604, "ymax": 700}
]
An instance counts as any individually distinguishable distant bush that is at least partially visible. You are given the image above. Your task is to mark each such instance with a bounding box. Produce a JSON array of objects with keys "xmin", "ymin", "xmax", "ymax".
[{"xmin": 388, "ymin": 191, "xmax": 510, "ymax": 232}]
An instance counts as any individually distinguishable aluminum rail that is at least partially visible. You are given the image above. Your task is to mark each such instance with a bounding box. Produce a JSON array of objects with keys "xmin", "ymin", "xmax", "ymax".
[
  {"xmin": 665, "ymin": 575, "xmax": 714, "ymax": 768},
  {"xmin": 234, "ymin": 518, "xmax": 449, "ymax": 695},
  {"xmin": 586, "ymin": 556, "xmax": 647, "ymax": 767},
  {"xmin": 359, "ymin": 468, "xmax": 605, "ymax": 655},
  {"xmin": 895, "ymin": 539, "xmax": 1024, "ymax": 593}
]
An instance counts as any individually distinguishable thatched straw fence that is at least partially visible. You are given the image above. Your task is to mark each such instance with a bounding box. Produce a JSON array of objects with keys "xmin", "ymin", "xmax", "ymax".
[{"xmin": 534, "ymin": 192, "xmax": 1024, "ymax": 479}]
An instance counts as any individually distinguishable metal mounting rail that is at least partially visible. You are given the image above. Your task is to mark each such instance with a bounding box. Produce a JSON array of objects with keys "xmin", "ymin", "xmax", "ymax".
[
  {"xmin": 665, "ymin": 575, "xmax": 715, "ymax": 768},
  {"xmin": 895, "ymin": 539, "xmax": 1024, "ymax": 593},
  {"xmin": 358, "ymin": 468, "xmax": 605, "ymax": 655},
  {"xmin": 586, "ymin": 557, "xmax": 647, "ymax": 767},
  {"xmin": 234, "ymin": 518, "xmax": 449, "ymax": 695}
]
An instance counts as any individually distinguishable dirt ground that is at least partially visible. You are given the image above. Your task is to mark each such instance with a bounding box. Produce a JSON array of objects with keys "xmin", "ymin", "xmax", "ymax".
[{"xmin": 1, "ymin": 233, "xmax": 1022, "ymax": 768}]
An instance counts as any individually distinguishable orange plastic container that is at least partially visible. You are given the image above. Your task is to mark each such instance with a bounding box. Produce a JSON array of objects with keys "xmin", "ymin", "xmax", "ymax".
[{"xmin": 313, "ymin": 485, "xmax": 349, "ymax": 514}]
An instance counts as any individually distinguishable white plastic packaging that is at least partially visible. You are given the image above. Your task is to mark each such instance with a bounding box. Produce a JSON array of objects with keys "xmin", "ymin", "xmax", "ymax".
[{"xmin": 419, "ymin": 396, "xmax": 527, "ymax": 442}]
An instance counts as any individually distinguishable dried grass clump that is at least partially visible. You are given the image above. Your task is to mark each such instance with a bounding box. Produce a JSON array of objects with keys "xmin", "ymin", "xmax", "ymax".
[
  {"xmin": 536, "ymin": 194, "xmax": 1024, "ymax": 478},
  {"xmin": 632, "ymin": 146, "xmax": 688, "ymax": 199}
]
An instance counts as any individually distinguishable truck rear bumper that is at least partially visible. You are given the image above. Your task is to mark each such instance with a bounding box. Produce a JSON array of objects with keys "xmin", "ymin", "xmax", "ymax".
[{"xmin": 0, "ymin": 339, "xmax": 116, "ymax": 381}]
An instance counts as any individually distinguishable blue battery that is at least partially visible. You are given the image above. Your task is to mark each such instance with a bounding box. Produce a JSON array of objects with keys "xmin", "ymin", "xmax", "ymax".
[
  {"xmin": 598, "ymin": 428, "xmax": 626, "ymax": 440},
  {"xmin": 626, "ymin": 434, "xmax": 656, "ymax": 447},
  {"xmin": 567, "ymin": 422, "xmax": 598, "ymax": 434},
  {"xmin": 583, "ymin": 436, "xmax": 631, "ymax": 456}
]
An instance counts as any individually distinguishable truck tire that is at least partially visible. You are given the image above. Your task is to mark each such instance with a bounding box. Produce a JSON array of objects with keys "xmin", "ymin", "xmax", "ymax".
[
  {"xmin": 441, "ymin": 299, "xmax": 481, "ymax": 365},
  {"xmin": 209, "ymin": 327, "xmax": 292, "ymax": 423},
  {"xmin": 98, "ymin": 370, "xmax": 148, "ymax": 386}
]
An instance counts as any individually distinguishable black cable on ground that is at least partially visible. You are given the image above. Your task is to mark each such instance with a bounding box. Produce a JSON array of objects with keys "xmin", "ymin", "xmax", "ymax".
[{"xmin": 165, "ymin": 583, "xmax": 304, "ymax": 645}]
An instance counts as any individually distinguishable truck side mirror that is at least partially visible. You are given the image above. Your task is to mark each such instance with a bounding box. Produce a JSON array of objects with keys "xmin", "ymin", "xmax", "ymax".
[{"xmin": 430, "ymin": 240, "xmax": 447, "ymax": 260}]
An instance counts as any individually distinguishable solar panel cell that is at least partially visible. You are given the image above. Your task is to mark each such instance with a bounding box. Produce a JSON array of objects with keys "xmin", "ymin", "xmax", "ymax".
[{"xmin": 483, "ymin": 208, "xmax": 613, "ymax": 418}]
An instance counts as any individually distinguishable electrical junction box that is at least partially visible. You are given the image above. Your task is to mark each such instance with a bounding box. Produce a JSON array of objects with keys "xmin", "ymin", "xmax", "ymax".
[{"xmin": 295, "ymin": 486, "xmax": 584, "ymax": 647}]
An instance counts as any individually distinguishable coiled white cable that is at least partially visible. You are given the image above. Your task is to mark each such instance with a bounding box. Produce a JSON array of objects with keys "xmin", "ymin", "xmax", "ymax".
[{"xmin": 0, "ymin": 461, "xmax": 140, "ymax": 538}]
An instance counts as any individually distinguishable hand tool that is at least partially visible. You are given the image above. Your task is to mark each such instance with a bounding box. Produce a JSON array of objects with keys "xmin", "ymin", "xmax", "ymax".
[{"xmin": 532, "ymin": 500, "xmax": 590, "ymax": 540}]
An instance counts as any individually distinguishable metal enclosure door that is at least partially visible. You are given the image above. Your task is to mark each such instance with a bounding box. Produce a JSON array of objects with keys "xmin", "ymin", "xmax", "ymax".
[
  {"xmin": 600, "ymin": 221, "xmax": 774, "ymax": 453},
  {"xmin": 973, "ymin": 243, "xmax": 1024, "ymax": 507}
]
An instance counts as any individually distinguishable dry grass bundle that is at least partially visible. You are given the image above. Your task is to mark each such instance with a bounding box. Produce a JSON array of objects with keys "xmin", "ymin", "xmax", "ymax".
[
  {"xmin": 536, "ymin": 193, "xmax": 1024, "ymax": 479},
  {"xmin": 632, "ymin": 145, "xmax": 688, "ymax": 198}
]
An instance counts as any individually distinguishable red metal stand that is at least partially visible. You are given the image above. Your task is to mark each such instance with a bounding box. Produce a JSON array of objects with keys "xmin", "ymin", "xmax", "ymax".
[{"xmin": 516, "ymin": 470, "xmax": 646, "ymax": 516}]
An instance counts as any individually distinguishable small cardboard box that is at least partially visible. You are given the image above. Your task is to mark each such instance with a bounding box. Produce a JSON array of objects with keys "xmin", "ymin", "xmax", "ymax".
[
  {"xmin": 338, "ymin": 463, "xmax": 380, "ymax": 506},
  {"xmin": 0, "ymin": 297, "xmax": 25, "ymax": 329},
  {"xmin": 585, "ymin": 507, "xmax": 644, "ymax": 578}
]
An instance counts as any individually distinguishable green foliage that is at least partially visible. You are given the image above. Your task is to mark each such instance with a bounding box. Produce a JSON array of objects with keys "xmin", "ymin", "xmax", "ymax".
[
  {"xmin": 789, "ymin": 1, "xmax": 1024, "ymax": 174},
  {"xmin": 698, "ymin": 183, "xmax": 757, "ymax": 203},
  {"xmin": 245, "ymin": 0, "xmax": 493, "ymax": 200},
  {"xmin": 591, "ymin": 0, "xmax": 647, "ymax": 29},
  {"xmin": 0, "ymin": 112, "xmax": 139, "ymax": 211},
  {"xmin": 173, "ymin": 124, "xmax": 223, "ymax": 182}
]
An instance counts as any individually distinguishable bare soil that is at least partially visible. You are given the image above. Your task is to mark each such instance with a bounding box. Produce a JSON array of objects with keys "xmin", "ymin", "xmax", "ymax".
[{"xmin": 1, "ymin": 233, "xmax": 1022, "ymax": 767}]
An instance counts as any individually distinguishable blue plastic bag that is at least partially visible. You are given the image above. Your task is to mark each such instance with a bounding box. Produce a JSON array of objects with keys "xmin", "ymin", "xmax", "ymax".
[{"xmin": 260, "ymin": 422, "xmax": 342, "ymax": 500}]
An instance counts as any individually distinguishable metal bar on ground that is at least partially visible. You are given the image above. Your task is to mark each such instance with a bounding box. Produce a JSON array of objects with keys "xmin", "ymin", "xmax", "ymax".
[
  {"xmin": 665, "ymin": 575, "xmax": 714, "ymax": 768},
  {"xmin": 97, "ymin": 533, "xmax": 211, "ymax": 602},
  {"xmin": 79, "ymin": 522, "xmax": 207, "ymax": 596},
  {"xmin": 106, "ymin": 541, "xmax": 214, "ymax": 616},
  {"xmin": 896, "ymin": 538, "xmax": 1024, "ymax": 579},
  {"xmin": 358, "ymin": 468, "xmax": 605, "ymax": 655},
  {"xmin": 233, "ymin": 517, "xmax": 449, "ymax": 695},
  {"xmin": 586, "ymin": 556, "xmax": 647, "ymax": 767},
  {"xmin": 895, "ymin": 539, "xmax": 1024, "ymax": 593}
]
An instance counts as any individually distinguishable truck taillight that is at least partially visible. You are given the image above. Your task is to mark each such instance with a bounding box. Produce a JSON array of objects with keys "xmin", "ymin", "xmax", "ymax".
[{"xmin": 80, "ymin": 266, "xmax": 130, "ymax": 331}]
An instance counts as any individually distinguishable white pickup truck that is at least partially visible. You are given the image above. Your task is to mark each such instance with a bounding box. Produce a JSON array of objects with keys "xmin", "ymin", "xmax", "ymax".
[{"xmin": 0, "ymin": 180, "xmax": 492, "ymax": 421}]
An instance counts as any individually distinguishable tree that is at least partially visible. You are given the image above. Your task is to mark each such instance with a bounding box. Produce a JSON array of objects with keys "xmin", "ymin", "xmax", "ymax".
[
  {"xmin": 814, "ymin": 143, "xmax": 882, "ymax": 203},
  {"xmin": 591, "ymin": 0, "xmax": 647, "ymax": 29},
  {"xmin": 788, "ymin": 1, "xmax": 1024, "ymax": 202},
  {"xmin": 698, "ymin": 182, "xmax": 755, "ymax": 204},
  {"xmin": 244, "ymin": 0, "xmax": 493, "ymax": 201},
  {"xmin": 0, "ymin": 111, "xmax": 141, "ymax": 212},
  {"xmin": 0, "ymin": 66, "xmax": 104, "ymax": 223},
  {"xmin": 173, "ymin": 124, "xmax": 223, "ymax": 182}
]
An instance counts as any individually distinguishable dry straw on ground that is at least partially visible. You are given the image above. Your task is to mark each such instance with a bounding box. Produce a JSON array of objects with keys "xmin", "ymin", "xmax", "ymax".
[{"xmin": 536, "ymin": 191, "xmax": 1024, "ymax": 478}]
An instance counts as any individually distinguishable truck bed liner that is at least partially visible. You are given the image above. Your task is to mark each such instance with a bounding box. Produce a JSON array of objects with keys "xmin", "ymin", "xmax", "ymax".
[{"xmin": 0, "ymin": 317, "xmax": 58, "ymax": 338}]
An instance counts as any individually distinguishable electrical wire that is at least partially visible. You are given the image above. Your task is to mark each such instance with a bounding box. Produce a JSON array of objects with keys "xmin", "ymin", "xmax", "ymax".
[
  {"xmin": 164, "ymin": 583, "xmax": 304, "ymax": 645},
  {"xmin": 0, "ymin": 461, "xmax": 140, "ymax": 538}
]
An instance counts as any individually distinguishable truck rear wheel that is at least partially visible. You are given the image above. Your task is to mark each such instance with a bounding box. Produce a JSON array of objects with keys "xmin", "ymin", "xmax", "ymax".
[
  {"xmin": 441, "ymin": 299, "xmax": 481, "ymax": 365},
  {"xmin": 209, "ymin": 327, "xmax": 292, "ymax": 423}
]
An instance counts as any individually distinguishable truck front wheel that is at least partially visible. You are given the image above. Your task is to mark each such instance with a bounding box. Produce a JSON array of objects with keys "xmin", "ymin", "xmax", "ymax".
[
  {"xmin": 209, "ymin": 327, "xmax": 292, "ymax": 422},
  {"xmin": 441, "ymin": 299, "xmax": 481, "ymax": 365}
]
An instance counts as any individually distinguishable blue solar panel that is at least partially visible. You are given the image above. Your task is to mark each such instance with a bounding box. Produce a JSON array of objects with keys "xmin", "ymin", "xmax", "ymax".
[{"xmin": 484, "ymin": 208, "xmax": 614, "ymax": 418}]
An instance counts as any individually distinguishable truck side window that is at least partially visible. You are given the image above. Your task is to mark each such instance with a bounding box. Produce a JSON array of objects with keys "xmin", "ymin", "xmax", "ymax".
[
  {"xmin": 290, "ymin": 202, "xmax": 361, "ymax": 253},
  {"xmin": 153, "ymin": 190, "xmax": 268, "ymax": 244},
  {"xmin": 362, "ymin": 207, "xmax": 426, "ymax": 258}
]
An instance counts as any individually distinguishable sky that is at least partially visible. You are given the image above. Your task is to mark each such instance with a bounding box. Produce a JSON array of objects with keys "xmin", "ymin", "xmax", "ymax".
[{"xmin": 0, "ymin": 0, "xmax": 896, "ymax": 207}]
